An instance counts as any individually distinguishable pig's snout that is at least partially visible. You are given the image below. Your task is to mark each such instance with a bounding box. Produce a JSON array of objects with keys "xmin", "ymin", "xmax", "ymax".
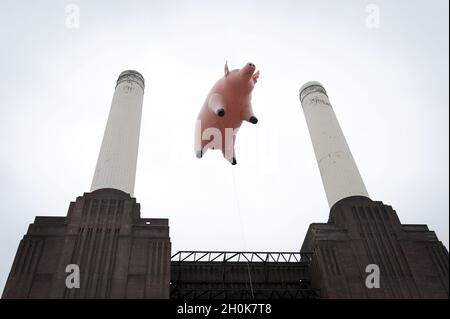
[{"xmin": 242, "ymin": 63, "xmax": 256, "ymax": 75}]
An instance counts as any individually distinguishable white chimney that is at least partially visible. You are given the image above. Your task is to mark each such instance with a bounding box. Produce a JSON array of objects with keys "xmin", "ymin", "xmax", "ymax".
[
  {"xmin": 299, "ymin": 81, "xmax": 369, "ymax": 207},
  {"xmin": 91, "ymin": 70, "xmax": 145, "ymax": 196}
]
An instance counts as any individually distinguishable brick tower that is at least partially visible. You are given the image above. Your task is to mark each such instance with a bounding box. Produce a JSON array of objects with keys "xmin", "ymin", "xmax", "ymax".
[
  {"xmin": 299, "ymin": 82, "xmax": 448, "ymax": 298},
  {"xmin": 2, "ymin": 71, "xmax": 171, "ymax": 299}
]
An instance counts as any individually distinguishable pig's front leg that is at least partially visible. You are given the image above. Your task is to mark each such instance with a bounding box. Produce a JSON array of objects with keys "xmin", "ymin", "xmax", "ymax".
[
  {"xmin": 208, "ymin": 93, "xmax": 226, "ymax": 117},
  {"xmin": 241, "ymin": 105, "xmax": 258, "ymax": 124}
]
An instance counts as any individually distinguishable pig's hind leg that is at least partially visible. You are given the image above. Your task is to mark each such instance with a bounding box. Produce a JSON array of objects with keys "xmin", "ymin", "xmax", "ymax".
[
  {"xmin": 195, "ymin": 120, "xmax": 207, "ymax": 159},
  {"xmin": 222, "ymin": 140, "xmax": 237, "ymax": 165},
  {"xmin": 195, "ymin": 139, "xmax": 211, "ymax": 159},
  {"xmin": 222, "ymin": 150, "xmax": 237, "ymax": 165}
]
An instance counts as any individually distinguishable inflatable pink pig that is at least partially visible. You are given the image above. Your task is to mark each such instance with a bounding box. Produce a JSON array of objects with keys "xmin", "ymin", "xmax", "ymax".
[{"xmin": 195, "ymin": 61, "xmax": 260, "ymax": 165}]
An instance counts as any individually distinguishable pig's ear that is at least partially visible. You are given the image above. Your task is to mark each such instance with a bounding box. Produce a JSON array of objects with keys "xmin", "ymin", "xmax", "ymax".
[
  {"xmin": 252, "ymin": 70, "xmax": 260, "ymax": 83},
  {"xmin": 224, "ymin": 61, "xmax": 230, "ymax": 77}
]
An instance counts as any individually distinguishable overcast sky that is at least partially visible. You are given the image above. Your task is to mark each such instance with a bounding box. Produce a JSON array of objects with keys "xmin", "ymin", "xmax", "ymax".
[{"xmin": 0, "ymin": 0, "xmax": 448, "ymax": 293}]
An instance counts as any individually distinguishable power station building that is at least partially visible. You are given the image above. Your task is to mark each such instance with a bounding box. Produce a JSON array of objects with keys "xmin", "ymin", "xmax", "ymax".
[{"xmin": 2, "ymin": 71, "xmax": 448, "ymax": 299}]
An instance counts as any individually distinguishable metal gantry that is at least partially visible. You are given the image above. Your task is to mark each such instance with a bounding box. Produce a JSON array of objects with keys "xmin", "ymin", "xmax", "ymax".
[
  {"xmin": 170, "ymin": 251, "xmax": 319, "ymax": 299},
  {"xmin": 171, "ymin": 251, "xmax": 313, "ymax": 263}
]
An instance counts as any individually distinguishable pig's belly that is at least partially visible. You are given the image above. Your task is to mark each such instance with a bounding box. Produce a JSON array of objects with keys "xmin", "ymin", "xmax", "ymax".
[{"xmin": 197, "ymin": 108, "xmax": 243, "ymax": 150}]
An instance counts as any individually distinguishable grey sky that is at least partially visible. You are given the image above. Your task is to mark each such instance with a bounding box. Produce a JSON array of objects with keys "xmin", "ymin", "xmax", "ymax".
[{"xmin": 0, "ymin": 0, "xmax": 448, "ymax": 293}]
